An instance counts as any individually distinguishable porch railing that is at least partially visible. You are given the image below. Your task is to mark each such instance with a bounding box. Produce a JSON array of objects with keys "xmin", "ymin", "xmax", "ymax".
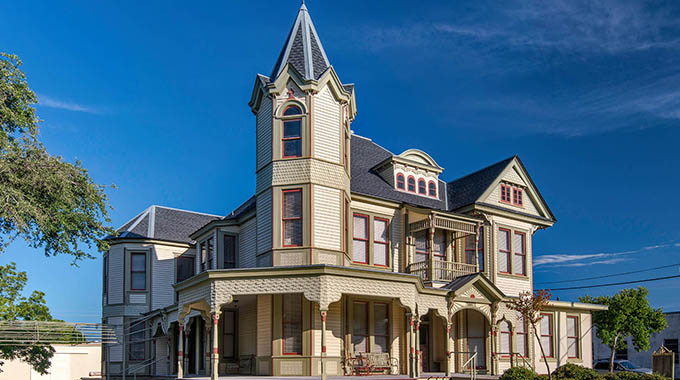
[{"xmin": 406, "ymin": 259, "xmax": 478, "ymax": 282}]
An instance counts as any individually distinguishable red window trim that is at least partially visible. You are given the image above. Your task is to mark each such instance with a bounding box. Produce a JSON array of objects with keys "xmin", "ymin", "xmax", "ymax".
[
  {"xmin": 567, "ymin": 316, "xmax": 580, "ymax": 359},
  {"xmin": 428, "ymin": 180, "xmax": 437, "ymax": 197},
  {"xmin": 396, "ymin": 174, "xmax": 405, "ymax": 190},
  {"xmin": 352, "ymin": 213, "xmax": 369, "ymax": 264},
  {"xmin": 352, "ymin": 301, "xmax": 370, "ymax": 353},
  {"xmin": 130, "ymin": 252, "xmax": 146, "ymax": 291},
  {"xmin": 498, "ymin": 228, "xmax": 511, "ymax": 274},
  {"xmin": 373, "ymin": 302, "xmax": 390, "ymax": 352},
  {"xmin": 513, "ymin": 188, "xmax": 523, "ymax": 207},
  {"xmin": 417, "ymin": 179, "xmax": 426, "ymax": 194},
  {"xmin": 407, "ymin": 176, "xmax": 416, "ymax": 193},
  {"xmin": 500, "ymin": 321, "xmax": 512, "ymax": 358},
  {"xmin": 282, "ymin": 294, "xmax": 303, "ymax": 355},
  {"xmin": 540, "ymin": 313, "xmax": 554, "ymax": 358},
  {"xmin": 282, "ymin": 189, "xmax": 303, "ymax": 247},
  {"xmin": 514, "ymin": 232, "xmax": 526, "ymax": 276},
  {"xmin": 373, "ymin": 217, "xmax": 390, "ymax": 267},
  {"xmin": 281, "ymin": 105, "xmax": 303, "ymax": 159},
  {"xmin": 500, "ymin": 184, "xmax": 512, "ymax": 204}
]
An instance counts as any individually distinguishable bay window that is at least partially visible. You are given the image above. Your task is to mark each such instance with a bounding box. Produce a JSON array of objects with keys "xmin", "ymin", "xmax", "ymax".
[
  {"xmin": 207, "ymin": 237, "xmax": 214, "ymax": 270},
  {"xmin": 282, "ymin": 189, "xmax": 303, "ymax": 247},
  {"xmin": 130, "ymin": 252, "xmax": 146, "ymax": 291}
]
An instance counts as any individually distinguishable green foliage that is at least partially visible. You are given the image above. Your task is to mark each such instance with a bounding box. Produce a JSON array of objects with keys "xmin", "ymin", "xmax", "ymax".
[
  {"xmin": 500, "ymin": 366, "xmax": 538, "ymax": 380},
  {"xmin": 581, "ymin": 288, "xmax": 667, "ymax": 372},
  {"xmin": 0, "ymin": 262, "xmax": 55, "ymax": 374},
  {"xmin": 552, "ymin": 364, "xmax": 599, "ymax": 380},
  {"xmin": 602, "ymin": 372, "xmax": 669, "ymax": 380},
  {"xmin": 0, "ymin": 52, "xmax": 115, "ymax": 262}
]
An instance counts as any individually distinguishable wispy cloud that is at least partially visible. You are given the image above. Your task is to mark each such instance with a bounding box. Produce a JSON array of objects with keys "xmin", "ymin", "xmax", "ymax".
[
  {"xmin": 534, "ymin": 243, "xmax": 674, "ymax": 267},
  {"xmin": 38, "ymin": 94, "xmax": 100, "ymax": 114}
]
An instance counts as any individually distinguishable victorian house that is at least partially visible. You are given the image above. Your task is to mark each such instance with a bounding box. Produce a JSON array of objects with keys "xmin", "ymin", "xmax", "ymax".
[{"xmin": 101, "ymin": 4, "xmax": 605, "ymax": 379}]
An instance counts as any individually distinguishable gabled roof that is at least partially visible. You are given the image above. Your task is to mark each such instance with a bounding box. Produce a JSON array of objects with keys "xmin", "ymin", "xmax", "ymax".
[
  {"xmin": 442, "ymin": 273, "xmax": 505, "ymax": 301},
  {"xmin": 446, "ymin": 156, "xmax": 515, "ymax": 211},
  {"xmin": 270, "ymin": 3, "xmax": 331, "ymax": 81},
  {"xmin": 114, "ymin": 206, "xmax": 221, "ymax": 244},
  {"xmin": 350, "ymin": 135, "xmax": 448, "ymax": 210}
]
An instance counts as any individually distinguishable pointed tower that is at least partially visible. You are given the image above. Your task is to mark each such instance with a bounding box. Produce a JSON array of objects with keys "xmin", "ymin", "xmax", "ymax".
[{"xmin": 248, "ymin": 3, "xmax": 357, "ymax": 267}]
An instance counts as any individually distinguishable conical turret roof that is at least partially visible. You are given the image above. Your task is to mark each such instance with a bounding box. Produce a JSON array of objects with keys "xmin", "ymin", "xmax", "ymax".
[{"xmin": 270, "ymin": 2, "xmax": 331, "ymax": 81}]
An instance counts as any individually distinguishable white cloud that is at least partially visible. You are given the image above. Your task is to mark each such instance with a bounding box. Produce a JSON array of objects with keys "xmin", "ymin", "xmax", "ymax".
[
  {"xmin": 38, "ymin": 95, "xmax": 99, "ymax": 114},
  {"xmin": 534, "ymin": 242, "xmax": 674, "ymax": 267}
]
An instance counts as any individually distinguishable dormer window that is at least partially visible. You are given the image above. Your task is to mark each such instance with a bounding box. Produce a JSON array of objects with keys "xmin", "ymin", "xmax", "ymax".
[
  {"xmin": 407, "ymin": 177, "xmax": 416, "ymax": 192},
  {"xmin": 501, "ymin": 183, "xmax": 523, "ymax": 207},
  {"xmin": 417, "ymin": 179, "xmax": 426, "ymax": 195},
  {"xmin": 282, "ymin": 105, "xmax": 302, "ymax": 158},
  {"xmin": 513, "ymin": 188, "xmax": 523, "ymax": 206},
  {"xmin": 396, "ymin": 174, "xmax": 405, "ymax": 190},
  {"xmin": 428, "ymin": 181, "xmax": 437, "ymax": 197}
]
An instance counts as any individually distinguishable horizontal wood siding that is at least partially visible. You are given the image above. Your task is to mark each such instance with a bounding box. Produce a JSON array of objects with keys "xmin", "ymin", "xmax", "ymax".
[
  {"xmin": 313, "ymin": 185, "xmax": 342, "ymax": 251},
  {"xmin": 256, "ymin": 95, "xmax": 272, "ymax": 171},
  {"xmin": 350, "ymin": 200, "xmax": 402, "ymax": 272},
  {"xmin": 240, "ymin": 217, "xmax": 257, "ymax": 268},
  {"xmin": 257, "ymin": 295, "xmax": 272, "ymax": 356},
  {"xmin": 239, "ymin": 296, "xmax": 257, "ymax": 355},
  {"xmin": 108, "ymin": 246, "xmax": 124, "ymax": 305},
  {"xmin": 257, "ymin": 191, "xmax": 273, "ymax": 255},
  {"xmin": 151, "ymin": 245, "xmax": 176, "ymax": 310}
]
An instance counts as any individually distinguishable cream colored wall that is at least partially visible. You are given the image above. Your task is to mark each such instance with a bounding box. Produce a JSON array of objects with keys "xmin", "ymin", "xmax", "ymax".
[
  {"xmin": 312, "ymin": 185, "xmax": 342, "ymax": 251},
  {"xmin": 0, "ymin": 344, "xmax": 101, "ymax": 380},
  {"xmin": 239, "ymin": 296, "xmax": 258, "ymax": 356},
  {"xmin": 533, "ymin": 310, "xmax": 594, "ymax": 374},
  {"xmin": 488, "ymin": 215, "xmax": 533, "ymax": 297},
  {"xmin": 482, "ymin": 164, "xmax": 543, "ymax": 218},
  {"xmin": 313, "ymin": 85, "xmax": 341, "ymax": 163}
]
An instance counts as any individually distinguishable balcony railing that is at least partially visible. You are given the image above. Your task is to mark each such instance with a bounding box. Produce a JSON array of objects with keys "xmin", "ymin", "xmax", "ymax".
[{"xmin": 406, "ymin": 259, "xmax": 478, "ymax": 282}]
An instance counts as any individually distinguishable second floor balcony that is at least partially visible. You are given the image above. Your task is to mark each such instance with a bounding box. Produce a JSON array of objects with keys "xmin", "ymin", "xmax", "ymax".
[{"xmin": 407, "ymin": 260, "xmax": 479, "ymax": 282}]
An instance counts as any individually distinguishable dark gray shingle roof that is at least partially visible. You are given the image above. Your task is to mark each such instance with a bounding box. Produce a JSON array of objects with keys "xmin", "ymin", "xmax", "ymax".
[
  {"xmin": 115, "ymin": 206, "xmax": 221, "ymax": 244},
  {"xmin": 446, "ymin": 156, "xmax": 515, "ymax": 211}
]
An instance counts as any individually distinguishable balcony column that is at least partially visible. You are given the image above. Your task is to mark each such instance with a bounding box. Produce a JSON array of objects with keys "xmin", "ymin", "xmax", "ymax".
[
  {"xmin": 407, "ymin": 313, "xmax": 415, "ymax": 378},
  {"xmin": 475, "ymin": 222, "xmax": 481, "ymax": 271},
  {"xmin": 428, "ymin": 216, "xmax": 435, "ymax": 281},
  {"xmin": 177, "ymin": 322, "xmax": 184, "ymax": 379},
  {"xmin": 320, "ymin": 309, "xmax": 328, "ymax": 380},
  {"xmin": 211, "ymin": 312, "xmax": 220, "ymax": 380}
]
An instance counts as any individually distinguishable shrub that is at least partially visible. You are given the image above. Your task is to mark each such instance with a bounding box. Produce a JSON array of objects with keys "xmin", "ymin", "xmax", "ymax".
[
  {"xmin": 603, "ymin": 372, "xmax": 670, "ymax": 380},
  {"xmin": 500, "ymin": 366, "xmax": 538, "ymax": 380},
  {"xmin": 552, "ymin": 363, "xmax": 599, "ymax": 380}
]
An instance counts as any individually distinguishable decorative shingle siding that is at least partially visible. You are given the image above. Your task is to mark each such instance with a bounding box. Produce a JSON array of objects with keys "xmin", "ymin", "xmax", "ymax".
[
  {"xmin": 108, "ymin": 246, "xmax": 124, "ymax": 305},
  {"xmin": 256, "ymin": 97, "xmax": 272, "ymax": 171},
  {"xmin": 151, "ymin": 245, "xmax": 176, "ymax": 310},
  {"xmin": 260, "ymin": 160, "xmax": 348, "ymax": 191},
  {"xmin": 256, "ymin": 191, "xmax": 273, "ymax": 255},
  {"xmin": 240, "ymin": 217, "xmax": 257, "ymax": 268},
  {"xmin": 313, "ymin": 185, "xmax": 341, "ymax": 251},
  {"xmin": 313, "ymin": 86, "xmax": 341, "ymax": 163}
]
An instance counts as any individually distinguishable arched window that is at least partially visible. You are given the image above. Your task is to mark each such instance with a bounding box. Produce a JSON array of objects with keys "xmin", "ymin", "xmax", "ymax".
[
  {"xmin": 407, "ymin": 177, "xmax": 416, "ymax": 192},
  {"xmin": 396, "ymin": 174, "xmax": 405, "ymax": 190},
  {"xmin": 500, "ymin": 321, "xmax": 511, "ymax": 357},
  {"xmin": 282, "ymin": 105, "xmax": 302, "ymax": 158},
  {"xmin": 428, "ymin": 181, "xmax": 437, "ymax": 197},
  {"xmin": 418, "ymin": 179, "xmax": 426, "ymax": 194}
]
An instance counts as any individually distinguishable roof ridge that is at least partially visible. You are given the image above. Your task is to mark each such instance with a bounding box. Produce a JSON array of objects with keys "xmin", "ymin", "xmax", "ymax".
[
  {"xmin": 447, "ymin": 155, "xmax": 516, "ymax": 184},
  {"xmin": 150, "ymin": 205, "xmax": 222, "ymax": 218}
]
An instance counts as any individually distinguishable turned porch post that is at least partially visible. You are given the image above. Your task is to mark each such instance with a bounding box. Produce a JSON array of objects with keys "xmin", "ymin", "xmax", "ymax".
[
  {"xmin": 428, "ymin": 216, "xmax": 435, "ymax": 281},
  {"xmin": 407, "ymin": 313, "xmax": 415, "ymax": 378},
  {"xmin": 177, "ymin": 322, "xmax": 184, "ymax": 379},
  {"xmin": 475, "ymin": 222, "xmax": 481, "ymax": 271},
  {"xmin": 446, "ymin": 321, "xmax": 453, "ymax": 377},
  {"xmin": 211, "ymin": 312, "xmax": 220, "ymax": 380},
  {"xmin": 320, "ymin": 309, "xmax": 328, "ymax": 380},
  {"xmin": 415, "ymin": 317, "xmax": 421, "ymax": 378}
]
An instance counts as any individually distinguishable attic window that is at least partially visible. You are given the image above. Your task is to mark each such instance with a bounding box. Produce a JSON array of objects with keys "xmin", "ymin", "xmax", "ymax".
[
  {"xmin": 428, "ymin": 181, "xmax": 437, "ymax": 197},
  {"xmin": 513, "ymin": 188, "xmax": 523, "ymax": 206},
  {"xmin": 501, "ymin": 183, "xmax": 523, "ymax": 207},
  {"xmin": 407, "ymin": 177, "xmax": 416, "ymax": 192},
  {"xmin": 417, "ymin": 179, "xmax": 426, "ymax": 195},
  {"xmin": 396, "ymin": 174, "xmax": 405, "ymax": 190}
]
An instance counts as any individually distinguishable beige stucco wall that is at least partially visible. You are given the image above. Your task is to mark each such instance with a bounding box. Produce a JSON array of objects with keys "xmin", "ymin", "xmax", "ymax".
[{"xmin": 0, "ymin": 344, "xmax": 101, "ymax": 380}]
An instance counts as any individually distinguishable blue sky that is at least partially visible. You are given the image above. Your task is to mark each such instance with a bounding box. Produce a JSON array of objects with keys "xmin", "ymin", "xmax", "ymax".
[{"xmin": 1, "ymin": 0, "xmax": 679, "ymax": 323}]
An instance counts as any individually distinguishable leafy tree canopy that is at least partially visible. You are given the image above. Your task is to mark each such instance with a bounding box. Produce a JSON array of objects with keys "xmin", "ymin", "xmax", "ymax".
[
  {"xmin": 0, "ymin": 52, "xmax": 115, "ymax": 262},
  {"xmin": 580, "ymin": 287, "xmax": 667, "ymax": 372}
]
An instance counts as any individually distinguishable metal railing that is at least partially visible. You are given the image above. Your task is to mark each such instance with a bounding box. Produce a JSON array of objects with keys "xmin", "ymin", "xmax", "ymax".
[{"xmin": 407, "ymin": 260, "xmax": 478, "ymax": 282}]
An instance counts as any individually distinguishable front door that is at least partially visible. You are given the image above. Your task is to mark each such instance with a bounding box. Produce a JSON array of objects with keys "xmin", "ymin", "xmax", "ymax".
[{"xmin": 466, "ymin": 310, "xmax": 486, "ymax": 370}]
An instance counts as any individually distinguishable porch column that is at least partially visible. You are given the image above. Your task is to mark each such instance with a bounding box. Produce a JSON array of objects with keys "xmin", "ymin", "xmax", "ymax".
[
  {"xmin": 320, "ymin": 309, "xmax": 328, "ymax": 380},
  {"xmin": 177, "ymin": 323, "xmax": 184, "ymax": 379},
  {"xmin": 204, "ymin": 317, "xmax": 211, "ymax": 376},
  {"xmin": 475, "ymin": 222, "xmax": 481, "ymax": 271},
  {"xmin": 415, "ymin": 317, "xmax": 421, "ymax": 378},
  {"xmin": 211, "ymin": 312, "xmax": 220, "ymax": 380},
  {"xmin": 446, "ymin": 321, "xmax": 452, "ymax": 377},
  {"xmin": 428, "ymin": 219, "xmax": 435, "ymax": 280},
  {"xmin": 407, "ymin": 313, "xmax": 415, "ymax": 378}
]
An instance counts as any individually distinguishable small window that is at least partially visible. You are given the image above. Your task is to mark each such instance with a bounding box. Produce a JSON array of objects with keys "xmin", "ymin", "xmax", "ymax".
[
  {"xmin": 500, "ymin": 321, "xmax": 511, "ymax": 357},
  {"xmin": 282, "ymin": 106, "xmax": 302, "ymax": 158},
  {"xmin": 515, "ymin": 316, "xmax": 528, "ymax": 358},
  {"xmin": 407, "ymin": 177, "xmax": 416, "ymax": 192},
  {"xmin": 513, "ymin": 188, "xmax": 523, "ymax": 206},
  {"xmin": 396, "ymin": 174, "xmax": 405, "ymax": 190},
  {"xmin": 129, "ymin": 321, "xmax": 145, "ymax": 361},
  {"xmin": 428, "ymin": 181, "xmax": 437, "ymax": 197},
  {"xmin": 224, "ymin": 235, "xmax": 236, "ymax": 269},
  {"xmin": 176, "ymin": 255, "xmax": 194, "ymax": 283},
  {"xmin": 130, "ymin": 252, "xmax": 146, "ymax": 291},
  {"xmin": 500, "ymin": 184, "xmax": 511, "ymax": 203},
  {"xmin": 567, "ymin": 316, "xmax": 580, "ymax": 358},
  {"xmin": 282, "ymin": 189, "xmax": 303, "ymax": 247},
  {"xmin": 540, "ymin": 313, "xmax": 554, "ymax": 358},
  {"xmin": 373, "ymin": 218, "xmax": 389, "ymax": 266},
  {"xmin": 418, "ymin": 179, "xmax": 426, "ymax": 194},
  {"xmin": 352, "ymin": 214, "xmax": 369, "ymax": 264},
  {"xmin": 282, "ymin": 294, "xmax": 302, "ymax": 354}
]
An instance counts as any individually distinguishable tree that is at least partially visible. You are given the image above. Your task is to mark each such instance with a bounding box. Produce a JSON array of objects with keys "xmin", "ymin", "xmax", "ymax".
[
  {"xmin": 580, "ymin": 287, "xmax": 667, "ymax": 373},
  {"xmin": 0, "ymin": 262, "xmax": 55, "ymax": 374},
  {"xmin": 0, "ymin": 52, "xmax": 115, "ymax": 263},
  {"xmin": 509, "ymin": 289, "xmax": 553, "ymax": 380}
]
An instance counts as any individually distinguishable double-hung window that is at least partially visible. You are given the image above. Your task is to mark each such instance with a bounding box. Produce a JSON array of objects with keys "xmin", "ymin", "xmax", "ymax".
[
  {"xmin": 352, "ymin": 301, "xmax": 369, "ymax": 353},
  {"xmin": 223, "ymin": 235, "xmax": 236, "ymax": 269},
  {"xmin": 282, "ymin": 294, "xmax": 302, "ymax": 354},
  {"xmin": 407, "ymin": 177, "xmax": 416, "ymax": 192},
  {"xmin": 396, "ymin": 174, "xmax": 405, "ymax": 190},
  {"xmin": 129, "ymin": 321, "xmax": 145, "ymax": 361},
  {"xmin": 352, "ymin": 214, "xmax": 369, "ymax": 264},
  {"xmin": 500, "ymin": 184, "xmax": 511, "ymax": 203},
  {"xmin": 176, "ymin": 255, "xmax": 194, "ymax": 283},
  {"xmin": 501, "ymin": 183, "xmax": 524, "ymax": 207},
  {"xmin": 513, "ymin": 232, "xmax": 526, "ymax": 276},
  {"xmin": 282, "ymin": 189, "xmax": 303, "ymax": 247},
  {"xmin": 418, "ymin": 179, "xmax": 426, "ymax": 194},
  {"xmin": 428, "ymin": 181, "xmax": 437, "ymax": 197},
  {"xmin": 498, "ymin": 229, "xmax": 511, "ymax": 274},
  {"xmin": 540, "ymin": 313, "xmax": 554, "ymax": 358},
  {"xmin": 567, "ymin": 316, "xmax": 580, "ymax": 358},
  {"xmin": 515, "ymin": 317, "xmax": 528, "ymax": 358},
  {"xmin": 373, "ymin": 218, "xmax": 389, "ymax": 266},
  {"xmin": 499, "ymin": 321, "xmax": 511, "ymax": 357},
  {"xmin": 130, "ymin": 252, "xmax": 146, "ymax": 291},
  {"xmin": 282, "ymin": 106, "xmax": 302, "ymax": 158},
  {"xmin": 414, "ymin": 230, "xmax": 428, "ymax": 263},
  {"xmin": 513, "ymin": 188, "xmax": 523, "ymax": 206},
  {"xmin": 373, "ymin": 303, "xmax": 389, "ymax": 353},
  {"xmin": 352, "ymin": 213, "xmax": 390, "ymax": 267}
]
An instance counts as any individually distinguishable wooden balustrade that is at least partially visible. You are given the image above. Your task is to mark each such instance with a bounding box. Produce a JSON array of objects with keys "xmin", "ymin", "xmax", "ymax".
[{"xmin": 406, "ymin": 259, "xmax": 478, "ymax": 282}]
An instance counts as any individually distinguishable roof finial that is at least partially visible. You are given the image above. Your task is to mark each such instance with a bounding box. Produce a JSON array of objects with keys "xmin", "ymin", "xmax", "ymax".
[{"xmin": 301, "ymin": 0, "xmax": 307, "ymax": 10}]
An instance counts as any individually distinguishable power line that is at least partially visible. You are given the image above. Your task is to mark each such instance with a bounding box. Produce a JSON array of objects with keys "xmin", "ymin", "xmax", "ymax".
[
  {"xmin": 535, "ymin": 263, "xmax": 680, "ymax": 285},
  {"xmin": 543, "ymin": 274, "xmax": 680, "ymax": 291}
]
